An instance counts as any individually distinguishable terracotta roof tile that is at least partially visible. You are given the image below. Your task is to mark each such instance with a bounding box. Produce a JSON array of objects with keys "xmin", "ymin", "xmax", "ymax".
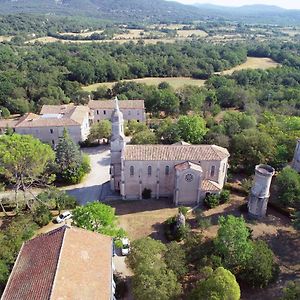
[
  {"xmin": 1, "ymin": 226, "xmax": 66, "ymax": 300},
  {"xmin": 124, "ymin": 145, "xmax": 229, "ymax": 161},
  {"xmin": 40, "ymin": 104, "xmax": 75, "ymax": 115},
  {"xmin": 175, "ymin": 161, "xmax": 203, "ymax": 172},
  {"xmin": 13, "ymin": 105, "xmax": 89, "ymax": 128},
  {"xmin": 88, "ymin": 99, "xmax": 145, "ymax": 109},
  {"xmin": 1, "ymin": 226, "xmax": 113, "ymax": 300},
  {"xmin": 202, "ymin": 180, "xmax": 222, "ymax": 192}
]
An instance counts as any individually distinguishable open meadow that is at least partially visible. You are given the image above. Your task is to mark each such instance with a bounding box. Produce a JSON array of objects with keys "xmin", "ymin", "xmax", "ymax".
[
  {"xmin": 82, "ymin": 76, "xmax": 206, "ymax": 91},
  {"xmin": 83, "ymin": 57, "xmax": 280, "ymax": 92}
]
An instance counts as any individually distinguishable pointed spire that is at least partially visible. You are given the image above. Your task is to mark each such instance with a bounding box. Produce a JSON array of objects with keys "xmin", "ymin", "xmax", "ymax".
[{"xmin": 114, "ymin": 96, "xmax": 120, "ymax": 111}]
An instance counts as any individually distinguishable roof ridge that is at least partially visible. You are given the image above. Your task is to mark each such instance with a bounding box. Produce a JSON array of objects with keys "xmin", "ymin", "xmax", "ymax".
[{"xmin": 49, "ymin": 226, "xmax": 68, "ymax": 300}]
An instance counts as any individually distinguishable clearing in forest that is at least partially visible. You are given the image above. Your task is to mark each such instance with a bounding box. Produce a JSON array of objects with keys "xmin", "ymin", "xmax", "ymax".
[
  {"xmin": 215, "ymin": 57, "xmax": 280, "ymax": 75},
  {"xmin": 82, "ymin": 77, "xmax": 206, "ymax": 91}
]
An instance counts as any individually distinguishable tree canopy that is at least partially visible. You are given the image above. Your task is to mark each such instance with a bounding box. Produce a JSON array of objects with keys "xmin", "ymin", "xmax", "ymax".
[
  {"xmin": 189, "ymin": 267, "xmax": 241, "ymax": 300},
  {"xmin": 72, "ymin": 202, "xmax": 125, "ymax": 238}
]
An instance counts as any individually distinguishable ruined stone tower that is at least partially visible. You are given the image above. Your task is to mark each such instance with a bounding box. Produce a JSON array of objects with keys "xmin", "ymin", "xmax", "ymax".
[
  {"xmin": 110, "ymin": 97, "xmax": 125, "ymax": 191},
  {"xmin": 248, "ymin": 164, "xmax": 275, "ymax": 218},
  {"xmin": 292, "ymin": 139, "xmax": 300, "ymax": 173}
]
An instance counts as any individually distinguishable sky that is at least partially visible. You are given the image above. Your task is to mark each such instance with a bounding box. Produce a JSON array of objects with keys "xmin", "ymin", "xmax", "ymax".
[{"xmin": 172, "ymin": 0, "xmax": 300, "ymax": 9}]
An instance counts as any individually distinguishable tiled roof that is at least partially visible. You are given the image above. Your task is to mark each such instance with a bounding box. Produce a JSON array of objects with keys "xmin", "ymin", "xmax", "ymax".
[
  {"xmin": 88, "ymin": 99, "xmax": 145, "ymax": 109},
  {"xmin": 202, "ymin": 180, "xmax": 222, "ymax": 192},
  {"xmin": 0, "ymin": 119, "xmax": 19, "ymax": 129},
  {"xmin": 2, "ymin": 226, "xmax": 66, "ymax": 300},
  {"xmin": 13, "ymin": 106, "xmax": 89, "ymax": 128},
  {"xmin": 40, "ymin": 104, "xmax": 75, "ymax": 115},
  {"xmin": 1, "ymin": 226, "xmax": 113, "ymax": 300},
  {"xmin": 175, "ymin": 161, "xmax": 203, "ymax": 172},
  {"xmin": 124, "ymin": 145, "xmax": 229, "ymax": 161}
]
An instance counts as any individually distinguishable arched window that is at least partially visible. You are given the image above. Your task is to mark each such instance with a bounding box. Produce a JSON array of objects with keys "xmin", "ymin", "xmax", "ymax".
[
  {"xmin": 130, "ymin": 166, "xmax": 134, "ymax": 176},
  {"xmin": 165, "ymin": 166, "xmax": 170, "ymax": 175},
  {"xmin": 210, "ymin": 166, "xmax": 215, "ymax": 177},
  {"xmin": 148, "ymin": 166, "xmax": 152, "ymax": 176}
]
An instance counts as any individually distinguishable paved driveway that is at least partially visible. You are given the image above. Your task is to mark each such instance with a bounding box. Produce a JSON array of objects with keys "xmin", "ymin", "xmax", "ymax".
[{"xmin": 63, "ymin": 145, "xmax": 111, "ymax": 205}]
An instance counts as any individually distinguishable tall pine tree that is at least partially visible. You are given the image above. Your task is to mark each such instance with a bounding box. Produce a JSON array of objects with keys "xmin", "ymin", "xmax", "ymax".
[{"xmin": 55, "ymin": 129, "xmax": 83, "ymax": 184}]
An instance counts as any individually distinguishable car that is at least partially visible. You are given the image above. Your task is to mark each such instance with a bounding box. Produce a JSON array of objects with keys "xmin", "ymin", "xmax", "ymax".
[
  {"xmin": 55, "ymin": 211, "xmax": 72, "ymax": 223},
  {"xmin": 121, "ymin": 238, "xmax": 130, "ymax": 256}
]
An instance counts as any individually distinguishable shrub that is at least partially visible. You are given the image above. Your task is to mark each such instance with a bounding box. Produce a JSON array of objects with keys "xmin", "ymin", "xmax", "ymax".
[
  {"xmin": 204, "ymin": 194, "xmax": 220, "ymax": 209},
  {"xmin": 33, "ymin": 205, "xmax": 52, "ymax": 227},
  {"xmin": 195, "ymin": 209, "xmax": 212, "ymax": 230},
  {"xmin": 178, "ymin": 206, "xmax": 189, "ymax": 216},
  {"xmin": 164, "ymin": 216, "xmax": 189, "ymax": 242},
  {"xmin": 165, "ymin": 242, "xmax": 188, "ymax": 278},
  {"xmin": 240, "ymin": 240, "xmax": 279, "ymax": 288},
  {"xmin": 219, "ymin": 190, "xmax": 230, "ymax": 204},
  {"xmin": 142, "ymin": 188, "xmax": 152, "ymax": 199},
  {"xmin": 281, "ymin": 281, "xmax": 300, "ymax": 300}
]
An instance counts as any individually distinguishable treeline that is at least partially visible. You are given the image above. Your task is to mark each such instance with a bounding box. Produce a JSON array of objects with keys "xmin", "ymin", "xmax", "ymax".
[
  {"xmin": 0, "ymin": 14, "xmax": 108, "ymax": 36},
  {"xmin": 0, "ymin": 41, "xmax": 247, "ymax": 114}
]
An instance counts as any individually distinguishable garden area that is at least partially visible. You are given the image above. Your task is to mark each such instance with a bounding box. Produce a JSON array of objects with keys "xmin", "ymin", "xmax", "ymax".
[{"xmin": 109, "ymin": 184, "xmax": 300, "ymax": 300}]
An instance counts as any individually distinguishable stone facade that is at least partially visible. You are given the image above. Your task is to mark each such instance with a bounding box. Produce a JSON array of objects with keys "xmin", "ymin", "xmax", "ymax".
[
  {"xmin": 88, "ymin": 99, "xmax": 146, "ymax": 123},
  {"xmin": 248, "ymin": 164, "xmax": 275, "ymax": 218},
  {"xmin": 0, "ymin": 104, "xmax": 90, "ymax": 147},
  {"xmin": 110, "ymin": 98, "xmax": 229, "ymax": 205}
]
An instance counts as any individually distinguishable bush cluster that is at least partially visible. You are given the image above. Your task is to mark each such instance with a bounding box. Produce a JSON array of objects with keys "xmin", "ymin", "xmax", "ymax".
[{"xmin": 204, "ymin": 190, "xmax": 230, "ymax": 209}]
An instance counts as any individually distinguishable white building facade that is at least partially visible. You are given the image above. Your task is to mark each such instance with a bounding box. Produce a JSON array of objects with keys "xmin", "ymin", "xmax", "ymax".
[{"xmin": 88, "ymin": 99, "xmax": 146, "ymax": 123}]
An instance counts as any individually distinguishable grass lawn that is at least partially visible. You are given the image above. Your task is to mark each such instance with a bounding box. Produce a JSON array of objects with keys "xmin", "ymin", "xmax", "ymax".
[{"xmin": 108, "ymin": 199, "xmax": 180, "ymax": 241}]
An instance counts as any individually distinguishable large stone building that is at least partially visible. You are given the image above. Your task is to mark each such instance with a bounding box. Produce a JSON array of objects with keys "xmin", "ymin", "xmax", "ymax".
[
  {"xmin": 88, "ymin": 99, "xmax": 146, "ymax": 123},
  {"xmin": 110, "ymin": 98, "xmax": 229, "ymax": 205},
  {"xmin": 0, "ymin": 104, "xmax": 91, "ymax": 146}
]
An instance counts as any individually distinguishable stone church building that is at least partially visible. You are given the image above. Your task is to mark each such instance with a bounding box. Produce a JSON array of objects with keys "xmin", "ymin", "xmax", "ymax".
[{"xmin": 110, "ymin": 98, "xmax": 229, "ymax": 205}]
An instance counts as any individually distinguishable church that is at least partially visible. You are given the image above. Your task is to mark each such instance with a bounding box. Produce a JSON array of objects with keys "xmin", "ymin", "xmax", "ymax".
[{"xmin": 110, "ymin": 97, "xmax": 230, "ymax": 205}]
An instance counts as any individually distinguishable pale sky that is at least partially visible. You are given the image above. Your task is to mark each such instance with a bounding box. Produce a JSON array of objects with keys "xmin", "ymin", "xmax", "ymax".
[{"xmin": 172, "ymin": 0, "xmax": 300, "ymax": 9}]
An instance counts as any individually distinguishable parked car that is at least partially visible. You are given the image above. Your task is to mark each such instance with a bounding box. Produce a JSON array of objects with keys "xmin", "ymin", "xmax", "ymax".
[
  {"xmin": 121, "ymin": 238, "xmax": 130, "ymax": 256},
  {"xmin": 56, "ymin": 211, "xmax": 72, "ymax": 223}
]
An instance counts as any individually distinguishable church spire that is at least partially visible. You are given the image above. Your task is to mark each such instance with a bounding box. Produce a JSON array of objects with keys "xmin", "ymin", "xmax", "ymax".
[{"xmin": 114, "ymin": 96, "xmax": 120, "ymax": 111}]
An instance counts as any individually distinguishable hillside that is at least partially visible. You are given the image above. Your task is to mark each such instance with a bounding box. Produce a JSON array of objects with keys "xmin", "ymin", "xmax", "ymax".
[
  {"xmin": 194, "ymin": 3, "xmax": 300, "ymax": 25},
  {"xmin": 0, "ymin": 0, "xmax": 299, "ymax": 24},
  {"xmin": 0, "ymin": 0, "xmax": 204, "ymax": 22}
]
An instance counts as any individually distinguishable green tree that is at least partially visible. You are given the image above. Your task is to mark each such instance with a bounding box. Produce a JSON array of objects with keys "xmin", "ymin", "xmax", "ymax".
[
  {"xmin": 230, "ymin": 129, "xmax": 276, "ymax": 173},
  {"xmin": 131, "ymin": 130, "xmax": 157, "ymax": 145},
  {"xmin": 55, "ymin": 129, "xmax": 89, "ymax": 184},
  {"xmin": 164, "ymin": 242, "xmax": 188, "ymax": 278},
  {"xmin": 33, "ymin": 204, "xmax": 52, "ymax": 227},
  {"xmin": 88, "ymin": 120, "xmax": 112, "ymax": 143},
  {"xmin": 177, "ymin": 115, "xmax": 207, "ymax": 144},
  {"xmin": 189, "ymin": 267, "xmax": 241, "ymax": 300},
  {"xmin": 126, "ymin": 120, "xmax": 148, "ymax": 136},
  {"xmin": 241, "ymin": 240, "xmax": 278, "ymax": 287},
  {"xmin": 132, "ymin": 267, "xmax": 181, "ymax": 300},
  {"xmin": 214, "ymin": 215, "xmax": 253, "ymax": 271},
  {"xmin": 127, "ymin": 237, "xmax": 167, "ymax": 270},
  {"xmin": 37, "ymin": 188, "xmax": 77, "ymax": 213},
  {"xmin": 128, "ymin": 238, "xmax": 181, "ymax": 300},
  {"xmin": 276, "ymin": 167, "xmax": 300, "ymax": 209},
  {"xmin": 72, "ymin": 202, "xmax": 125, "ymax": 238},
  {"xmin": 0, "ymin": 134, "xmax": 55, "ymax": 210}
]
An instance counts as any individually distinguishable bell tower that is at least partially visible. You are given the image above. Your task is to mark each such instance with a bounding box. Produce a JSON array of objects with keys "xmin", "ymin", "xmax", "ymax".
[{"xmin": 110, "ymin": 97, "xmax": 126, "ymax": 191}]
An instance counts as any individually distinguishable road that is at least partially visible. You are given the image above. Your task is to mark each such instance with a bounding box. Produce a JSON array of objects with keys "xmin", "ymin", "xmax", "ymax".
[{"xmin": 63, "ymin": 145, "xmax": 111, "ymax": 205}]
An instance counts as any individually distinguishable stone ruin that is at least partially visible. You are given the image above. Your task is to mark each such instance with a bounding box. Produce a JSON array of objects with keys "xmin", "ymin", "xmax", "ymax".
[{"xmin": 248, "ymin": 164, "xmax": 275, "ymax": 219}]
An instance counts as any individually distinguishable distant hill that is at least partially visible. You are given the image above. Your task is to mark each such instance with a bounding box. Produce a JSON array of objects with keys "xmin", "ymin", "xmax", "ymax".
[
  {"xmin": 0, "ymin": 0, "xmax": 204, "ymax": 22},
  {"xmin": 193, "ymin": 3, "xmax": 300, "ymax": 25},
  {"xmin": 0, "ymin": 0, "xmax": 299, "ymax": 24}
]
